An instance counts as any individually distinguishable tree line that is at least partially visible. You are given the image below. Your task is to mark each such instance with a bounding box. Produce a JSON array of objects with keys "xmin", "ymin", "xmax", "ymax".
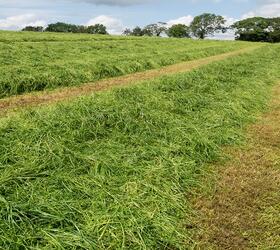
[
  {"xmin": 123, "ymin": 14, "xmax": 226, "ymax": 39},
  {"xmin": 22, "ymin": 22, "xmax": 108, "ymax": 35},
  {"xmin": 232, "ymin": 17, "xmax": 280, "ymax": 43},
  {"xmin": 22, "ymin": 13, "xmax": 280, "ymax": 43}
]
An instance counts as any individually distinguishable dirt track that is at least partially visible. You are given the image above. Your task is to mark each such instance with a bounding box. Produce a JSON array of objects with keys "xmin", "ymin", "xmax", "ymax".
[
  {"xmin": 195, "ymin": 84, "xmax": 280, "ymax": 249},
  {"xmin": 0, "ymin": 46, "xmax": 260, "ymax": 116}
]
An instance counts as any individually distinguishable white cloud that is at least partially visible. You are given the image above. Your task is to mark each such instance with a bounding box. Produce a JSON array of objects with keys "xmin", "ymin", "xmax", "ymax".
[
  {"xmin": 86, "ymin": 15, "xmax": 124, "ymax": 34},
  {"xmin": 242, "ymin": 0, "xmax": 280, "ymax": 18},
  {"xmin": 0, "ymin": 14, "xmax": 47, "ymax": 30},
  {"xmin": 209, "ymin": 30, "xmax": 235, "ymax": 40},
  {"xmin": 224, "ymin": 16, "xmax": 238, "ymax": 26},
  {"xmin": 166, "ymin": 15, "xmax": 194, "ymax": 27}
]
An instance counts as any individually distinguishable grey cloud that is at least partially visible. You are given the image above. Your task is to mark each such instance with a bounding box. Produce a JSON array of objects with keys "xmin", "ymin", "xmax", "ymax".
[
  {"xmin": 0, "ymin": 0, "xmax": 155, "ymax": 7},
  {"xmin": 71, "ymin": 0, "xmax": 154, "ymax": 6}
]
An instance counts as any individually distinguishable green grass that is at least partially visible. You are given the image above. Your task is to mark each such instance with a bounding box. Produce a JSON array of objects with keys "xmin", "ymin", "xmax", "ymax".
[
  {"xmin": 0, "ymin": 31, "xmax": 251, "ymax": 98},
  {"xmin": 0, "ymin": 44, "xmax": 280, "ymax": 249}
]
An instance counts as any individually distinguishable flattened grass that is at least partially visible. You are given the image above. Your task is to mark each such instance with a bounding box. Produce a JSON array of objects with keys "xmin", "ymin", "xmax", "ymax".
[
  {"xmin": 0, "ymin": 45, "xmax": 280, "ymax": 249},
  {"xmin": 0, "ymin": 31, "xmax": 250, "ymax": 98}
]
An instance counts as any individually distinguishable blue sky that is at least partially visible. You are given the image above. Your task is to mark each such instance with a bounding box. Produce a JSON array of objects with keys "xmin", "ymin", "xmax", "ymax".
[{"xmin": 0, "ymin": 0, "xmax": 279, "ymax": 37}]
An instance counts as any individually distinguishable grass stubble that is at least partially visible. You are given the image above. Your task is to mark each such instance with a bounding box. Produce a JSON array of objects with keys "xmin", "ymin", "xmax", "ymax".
[
  {"xmin": 0, "ymin": 44, "xmax": 280, "ymax": 249},
  {"xmin": 194, "ymin": 82, "xmax": 280, "ymax": 249}
]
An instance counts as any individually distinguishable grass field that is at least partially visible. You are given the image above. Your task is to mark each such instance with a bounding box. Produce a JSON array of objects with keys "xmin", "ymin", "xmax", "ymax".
[
  {"xmin": 0, "ymin": 42, "xmax": 279, "ymax": 249},
  {"xmin": 0, "ymin": 31, "xmax": 251, "ymax": 98}
]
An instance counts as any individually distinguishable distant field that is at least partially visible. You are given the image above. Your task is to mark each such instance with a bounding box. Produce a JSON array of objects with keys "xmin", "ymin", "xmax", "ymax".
[
  {"xmin": 0, "ymin": 31, "xmax": 250, "ymax": 98},
  {"xmin": 0, "ymin": 45, "xmax": 279, "ymax": 249}
]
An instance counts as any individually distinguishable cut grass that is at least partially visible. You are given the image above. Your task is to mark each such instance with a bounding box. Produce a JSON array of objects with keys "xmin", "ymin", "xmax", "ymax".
[
  {"xmin": 0, "ymin": 44, "xmax": 280, "ymax": 249},
  {"xmin": 0, "ymin": 31, "xmax": 251, "ymax": 98},
  {"xmin": 0, "ymin": 46, "xmax": 261, "ymax": 116}
]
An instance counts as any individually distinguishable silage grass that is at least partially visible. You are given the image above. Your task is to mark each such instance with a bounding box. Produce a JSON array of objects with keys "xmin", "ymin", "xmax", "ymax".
[
  {"xmin": 0, "ymin": 45, "xmax": 280, "ymax": 249},
  {"xmin": 0, "ymin": 31, "xmax": 251, "ymax": 98}
]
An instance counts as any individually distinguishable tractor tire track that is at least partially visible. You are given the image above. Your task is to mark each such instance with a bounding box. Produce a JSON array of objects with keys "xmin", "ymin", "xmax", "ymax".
[
  {"xmin": 0, "ymin": 46, "xmax": 261, "ymax": 116},
  {"xmin": 194, "ymin": 83, "xmax": 280, "ymax": 249}
]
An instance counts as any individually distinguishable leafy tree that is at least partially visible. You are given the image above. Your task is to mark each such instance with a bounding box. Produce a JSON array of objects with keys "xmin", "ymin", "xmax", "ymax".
[
  {"xmin": 45, "ymin": 22, "xmax": 78, "ymax": 33},
  {"xmin": 269, "ymin": 31, "xmax": 280, "ymax": 43},
  {"xmin": 270, "ymin": 17, "xmax": 280, "ymax": 31},
  {"xmin": 232, "ymin": 17, "xmax": 280, "ymax": 43},
  {"xmin": 167, "ymin": 24, "xmax": 190, "ymax": 38},
  {"xmin": 122, "ymin": 28, "xmax": 132, "ymax": 36},
  {"xmin": 190, "ymin": 13, "xmax": 226, "ymax": 39},
  {"xmin": 87, "ymin": 24, "xmax": 108, "ymax": 34},
  {"xmin": 45, "ymin": 22, "xmax": 108, "ymax": 35},
  {"xmin": 143, "ymin": 22, "xmax": 167, "ymax": 36},
  {"xmin": 76, "ymin": 25, "xmax": 87, "ymax": 33},
  {"xmin": 232, "ymin": 17, "xmax": 270, "ymax": 34},
  {"xmin": 22, "ymin": 26, "xmax": 44, "ymax": 32},
  {"xmin": 131, "ymin": 26, "xmax": 144, "ymax": 36},
  {"xmin": 142, "ymin": 26, "xmax": 153, "ymax": 36}
]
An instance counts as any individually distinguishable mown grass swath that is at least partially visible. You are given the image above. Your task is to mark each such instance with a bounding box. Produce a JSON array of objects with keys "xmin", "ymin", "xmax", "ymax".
[
  {"xmin": 0, "ymin": 31, "xmax": 251, "ymax": 98},
  {"xmin": 0, "ymin": 44, "xmax": 279, "ymax": 249}
]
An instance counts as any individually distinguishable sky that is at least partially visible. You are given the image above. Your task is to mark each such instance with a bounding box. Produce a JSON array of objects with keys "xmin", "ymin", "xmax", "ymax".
[{"xmin": 0, "ymin": 0, "xmax": 279, "ymax": 39}]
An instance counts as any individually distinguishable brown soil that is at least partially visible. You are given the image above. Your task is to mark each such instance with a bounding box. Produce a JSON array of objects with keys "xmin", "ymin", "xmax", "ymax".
[
  {"xmin": 0, "ymin": 46, "xmax": 260, "ymax": 116},
  {"xmin": 194, "ymin": 84, "xmax": 280, "ymax": 249}
]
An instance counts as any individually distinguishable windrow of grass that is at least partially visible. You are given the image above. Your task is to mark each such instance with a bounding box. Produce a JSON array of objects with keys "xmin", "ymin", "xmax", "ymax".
[
  {"xmin": 0, "ymin": 31, "xmax": 250, "ymax": 98},
  {"xmin": 1, "ymin": 45, "xmax": 280, "ymax": 249}
]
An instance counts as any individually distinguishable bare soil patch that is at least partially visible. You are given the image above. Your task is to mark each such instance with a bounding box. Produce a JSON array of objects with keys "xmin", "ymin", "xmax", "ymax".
[{"xmin": 194, "ymin": 84, "xmax": 280, "ymax": 249}]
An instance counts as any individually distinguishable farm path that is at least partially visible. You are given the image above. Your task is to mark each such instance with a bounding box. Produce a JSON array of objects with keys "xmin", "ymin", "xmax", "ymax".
[
  {"xmin": 0, "ymin": 45, "xmax": 261, "ymax": 116},
  {"xmin": 194, "ymin": 83, "xmax": 280, "ymax": 249}
]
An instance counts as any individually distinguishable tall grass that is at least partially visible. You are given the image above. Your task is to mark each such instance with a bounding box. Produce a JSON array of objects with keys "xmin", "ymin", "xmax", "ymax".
[
  {"xmin": 0, "ymin": 45, "xmax": 279, "ymax": 249},
  {"xmin": 0, "ymin": 31, "xmax": 250, "ymax": 98}
]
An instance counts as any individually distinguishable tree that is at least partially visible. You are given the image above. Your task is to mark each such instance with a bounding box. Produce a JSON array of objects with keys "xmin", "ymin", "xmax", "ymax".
[
  {"xmin": 123, "ymin": 28, "xmax": 132, "ymax": 36},
  {"xmin": 232, "ymin": 17, "xmax": 271, "ymax": 34},
  {"xmin": 76, "ymin": 25, "xmax": 87, "ymax": 34},
  {"xmin": 269, "ymin": 31, "xmax": 280, "ymax": 43},
  {"xmin": 190, "ymin": 13, "xmax": 226, "ymax": 39},
  {"xmin": 143, "ymin": 22, "xmax": 167, "ymax": 36},
  {"xmin": 22, "ymin": 26, "xmax": 44, "ymax": 32},
  {"xmin": 142, "ymin": 26, "xmax": 153, "ymax": 36},
  {"xmin": 167, "ymin": 24, "xmax": 190, "ymax": 38},
  {"xmin": 131, "ymin": 26, "xmax": 144, "ymax": 36},
  {"xmin": 45, "ymin": 22, "xmax": 78, "ymax": 33},
  {"xmin": 270, "ymin": 17, "xmax": 280, "ymax": 31},
  {"xmin": 45, "ymin": 22, "xmax": 108, "ymax": 34},
  {"xmin": 232, "ymin": 17, "xmax": 280, "ymax": 43},
  {"xmin": 87, "ymin": 24, "xmax": 108, "ymax": 34}
]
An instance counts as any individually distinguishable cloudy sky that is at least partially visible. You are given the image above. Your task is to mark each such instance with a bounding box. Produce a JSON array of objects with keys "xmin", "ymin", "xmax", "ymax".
[{"xmin": 0, "ymin": 0, "xmax": 279, "ymax": 37}]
